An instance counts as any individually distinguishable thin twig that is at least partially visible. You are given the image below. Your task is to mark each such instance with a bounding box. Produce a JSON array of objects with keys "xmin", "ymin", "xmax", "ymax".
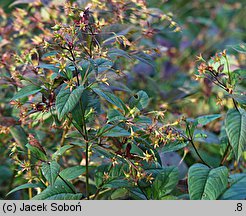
[
  {"xmin": 186, "ymin": 123, "xmax": 211, "ymax": 168},
  {"xmin": 220, "ymin": 142, "xmax": 232, "ymax": 166}
]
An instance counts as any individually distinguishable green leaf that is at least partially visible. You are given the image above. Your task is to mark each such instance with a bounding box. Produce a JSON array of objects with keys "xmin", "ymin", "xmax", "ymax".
[
  {"xmin": 92, "ymin": 87, "xmax": 125, "ymax": 111},
  {"xmin": 11, "ymin": 85, "xmax": 42, "ymax": 100},
  {"xmin": 194, "ymin": 130, "xmax": 220, "ymax": 144},
  {"xmin": 108, "ymin": 48, "xmax": 131, "ymax": 59},
  {"xmin": 219, "ymin": 127, "xmax": 233, "ymax": 160},
  {"xmin": 52, "ymin": 145, "xmax": 73, "ymax": 160},
  {"xmin": 102, "ymin": 179, "xmax": 133, "ymax": 189},
  {"xmin": 152, "ymin": 166, "xmax": 179, "ymax": 199},
  {"xmin": 107, "ymin": 109, "xmax": 126, "ymax": 122},
  {"xmin": 230, "ymin": 43, "xmax": 246, "ymax": 54},
  {"xmin": 59, "ymin": 166, "xmax": 86, "ymax": 181},
  {"xmin": 0, "ymin": 166, "xmax": 12, "ymax": 185},
  {"xmin": 26, "ymin": 143, "xmax": 47, "ymax": 161},
  {"xmin": 188, "ymin": 164, "xmax": 228, "ymax": 200},
  {"xmin": 230, "ymin": 94, "xmax": 246, "ymax": 105},
  {"xmin": 6, "ymin": 183, "xmax": 45, "ymax": 197},
  {"xmin": 64, "ymin": 67, "xmax": 74, "ymax": 80},
  {"xmin": 110, "ymin": 188, "xmax": 128, "ymax": 199},
  {"xmin": 132, "ymin": 51, "xmax": 156, "ymax": 71},
  {"xmin": 56, "ymin": 84, "xmax": 85, "ymax": 120},
  {"xmin": 129, "ymin": 90, "xmax": 149, "ymax": 111},
  {"xmin": 41, "ymin": 161, "xmax": 60, "ymax": 185},
  {"xmin": 94, "ymin": 58, "xmax": 113, "ymax": 73},
  {"xmin": 38, "ymin": 63, "xmax": 59, "ymax": 72},
  {"xmin": 195, "ymin": 114, "xmax": 221, "ymax": 126},
  {"xmin": 219, "ymin": 173, "xmax": 246, "ymax": 200},
  {"xmin": 225, "ymin": 108, "xmax": 246, "ymax": 161},
  {"xmin": 32, "ymin": 179, "xmax": 82, "ymax": 200},
  {"xmin": 98, "ymin": 124, "xmax": 130, "ymax": 137},
  {"xmin": 161, "ymin": 141, "xmax": 188, "ymax": 153},
  {"xmin": 41, "ymin": 51, "xmax": 58, "ymax": 59},
  {"xmin": 93, "ymin": 146, "xmax": 118, "ymax": 161},
  {"xmin": 10, "ymin": 126, "xmax": 28, "ymax": 147},
  {"xmin": 95, "ymin": 164, "xmax": 128, "ymax": 188},
  {"xmin": 136, "ymin": 139, "xmax": 162, "ymax": 166}
]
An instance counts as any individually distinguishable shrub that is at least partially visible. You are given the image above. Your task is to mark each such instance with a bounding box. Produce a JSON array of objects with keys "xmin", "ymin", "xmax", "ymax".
[{"xmin": 0, "ymin": 0, "xmax": 245, "ymax": 200}]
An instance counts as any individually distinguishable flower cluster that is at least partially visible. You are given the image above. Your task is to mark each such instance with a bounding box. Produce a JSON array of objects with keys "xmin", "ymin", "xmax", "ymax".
[{"xmin": 195, "ymin": 50, "xmax": 235, "ymax": 94}]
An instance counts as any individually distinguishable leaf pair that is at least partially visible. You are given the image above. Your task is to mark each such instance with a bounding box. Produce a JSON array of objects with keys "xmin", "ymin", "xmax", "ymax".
[{"xmin": 188, "ymin": 163, "xmax": 246, "ymax": 200}]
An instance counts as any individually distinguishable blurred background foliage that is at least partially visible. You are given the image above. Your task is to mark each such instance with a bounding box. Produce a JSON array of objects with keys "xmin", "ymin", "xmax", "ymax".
[{"xmin": 0, "ymin": 0, "xmax": 245, "ymax": 199}]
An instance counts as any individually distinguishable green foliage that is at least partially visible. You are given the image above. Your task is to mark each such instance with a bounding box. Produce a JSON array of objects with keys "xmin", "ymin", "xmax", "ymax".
[
  {"xmin": 219, "ymin": 174, "xmax": 246, "ymax": 200},
  {"xmin": 59, "ymin": 166, "xmax": 87, "ymax": 181},
  {"xmin": 188, "ymin": 164, "xmax": 228, "ymax": 200},
  {"xmin": 225, "ymin": 109, "xmax": 246, "ymax": 161},
  {"xmin": 26, "ymin": 143, "xmax": 47, "ymax": 162},
  {"xmin": 152, "ymin": 167, "xmax": 179, "ymax": 199},
  {"xmin": 56, "ymin": 85, "xmax": 85, "ymax": 120},
  {"xmin": 11, "ymin": 85, "xmax": 42, "ymax": 101},
  {"xmin": 6, "ymin": 183, "xmax": 45, "ymax": 197},
  {"xmin": 195, "ymin": 114, "xmax": 222, "ymax": 126},
  {"xmin": 0, "ymin": 0, "xmax": 245, "ymax": 200},
  {"xmin": 41, "ymin": 161, "xmax": 60, "ymax": 186},
  {"xmin": 32, "ymin": 179, "xmax": 83, "ymax": 200},
  {"xmin": 92, "ymin": 88, "xmax": 126, "ymax": 112}
]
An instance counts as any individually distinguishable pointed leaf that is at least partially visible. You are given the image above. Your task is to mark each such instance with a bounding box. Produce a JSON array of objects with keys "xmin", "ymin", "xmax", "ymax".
[
  {"xmin": 32, "ymin": 179, "xmax": 82, "ymax": 200},
  {"xmin": 92, "ymin": 87, "xmax": 125, "ymax": 111},
  {"xmin": 98, "ymin": 124, "xmax": 130, "ymax": 137},
  {"xmin": 195, "ymin": 114, "xmax": 221, "ymax": 126},
  {"xmin": 161, "ymin": 141, "xmax": 188, "ymax": 153},
  {"xmin": 26, "ymin": 143, "xmax": 47, "ymax": 161},
  {"xmin": 107, "ymin": 109, "xmax": 126, "ymax": 122},
  {"xmin": 60, "ymin": 165, "xmax": 86, "ymax": 181},
  {"xmin": 38, "ymin": 63, "xmax": 59, "ymax": 72},
  {"xmin": 132, "ymin": 51, "xmax": 156, "ymax": 71},
  {"xmin": 41, "ymin": 161, "xmax": 60, "ymax": 185},
  {"xmin": 152, "ymin": 166, "xmax": 179, "ymax": 199},
  {"xmin": 6, "ymin": 183, "xmax": 45, "ymax": 197},
  {"xmin": 11, "ymin": 85, "xmax": 42, "ymax": 100},
  {"xmin": 94, "ymin": 58, "xmax": 113, "ymax": 73},
  {"xmin": 219, "ymin": 173, "xmax": 246, "ymax": 200},
  {"xmin": 225, "ymin": 108, "xmax": 246, "ymax": 161},
  {"xmin": 56, "ymin": 85, "xmax": 84, "ymax": 120},
  {"xmin": 108, "ymin": 48, "xmax": 131, "ymax": 59},
  {"xmin": 230, "ymin": 43, "xmax": 246, "ymax": 54},
  {"xmin": 52, "ymin": 145, "xmax": 73, "ymax": 160},
  {"xmin": 188, "ymin": 163, "xmax": 228, "ymax": 200},
  {"xmin": 10, "ymin": 126, "xmax": 28, "ymax": 147}
]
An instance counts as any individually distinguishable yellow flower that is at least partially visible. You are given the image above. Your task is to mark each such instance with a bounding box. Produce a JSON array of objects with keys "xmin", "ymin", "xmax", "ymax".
[
  {"xmin": 146, "ymin": 173, "xmax": 154, "ymax": 183},
  {"xmin": 101, "ymin": 76, "xmax": 109, "ymax": 86},
  {"xmin": 143, "ymin": 151, "xmax": 153, "ymax": 163},
  {"xmin": 64, "ymin": 80, "xmax": 76, "ymax": 92},
  {"xmin": 195, "ymin": 53, "xmax": 205, "ymax": 62}
]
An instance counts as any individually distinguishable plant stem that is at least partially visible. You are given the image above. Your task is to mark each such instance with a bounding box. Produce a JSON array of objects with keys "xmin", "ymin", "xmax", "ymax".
[
  {"xmin": 58, "ymin": 174, "xmax": 77, "ymax": 194},
  {"xmin": 60, "ymin": 119, "xmax": 71, "ymax": 147},
  {"xmin": 189, "ymin": 138, "xmax": 211, "ymax": 168},
  {"xmin": 90, "ymin": 188, "xmax": 111, "ymax": 199},
  {"xmin": 224, "ymin": 55, "xmax": 239, "ymax": 111},
  {"xmin": 232, "ymin": 98, "xmax": 239, "ymax": 111},
  {"xmin": 186, "ymin": 124, "xmax": 211, "ymax": 168},
  {"xmin": 82, "ymin": 115, "xmax": 90, "ymax": 200},
  {"xmin": 220, "ymin": 141, "xmax": 232, "ymax": 166},
  {"xmin": 27, "ymin": 149, "xmax": 33, "ymax": 199},
  {"xmin": 224, "ymin": 55, "xmax": 232, "ymax": 85},
  {"xmin": 67, "ymin": 44, "xmax": 90, "ymax": 199}
]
